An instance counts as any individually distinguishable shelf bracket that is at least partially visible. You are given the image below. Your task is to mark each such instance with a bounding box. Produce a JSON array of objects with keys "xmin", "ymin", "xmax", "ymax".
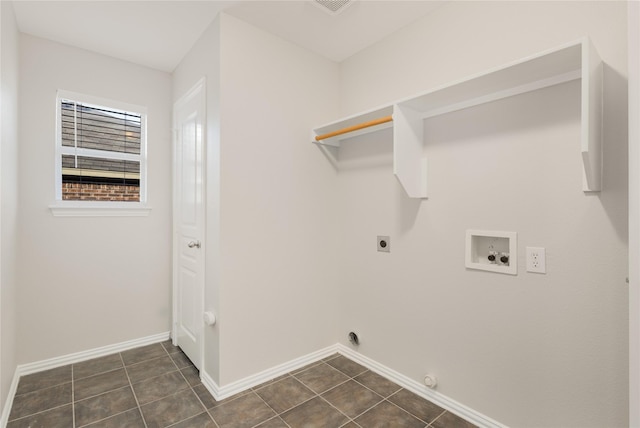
[
  {"xmin": 393, "ymin": 104, "xmax": 428, "ymax": 199},
  {"xmin": 581, "ymin": 38, "xmax": 603, "ymax": 192}
]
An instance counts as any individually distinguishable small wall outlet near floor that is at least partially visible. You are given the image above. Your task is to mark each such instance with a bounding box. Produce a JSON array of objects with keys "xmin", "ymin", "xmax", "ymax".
[{"xmin": 526, "ymin": 247, "xmax": 546, "ymax": 274}]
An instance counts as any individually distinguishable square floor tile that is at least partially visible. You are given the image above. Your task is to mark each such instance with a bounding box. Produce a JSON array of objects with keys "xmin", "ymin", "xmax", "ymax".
[
  {"xmin": 132, "ymin": 370, "xmax": 190, "ymax": 405},
  {"xmin": 121, "ymin": 344, "xmax": 167, "ymax": 366},
  {"xmin": 321, "ymin": 379, "xmax": 383, "ymax": 419},
  {"xmin": 294, "ymin": 363, "xmax": 349, "ymax": 394},
  {"xmin": 141, "ymin": 389, "xmax": 205, "ymax": 428},
  {"xmin": 354, "ymin": 370, "xmax": 402, "ymax": 398},
  {"xmin": 281, "ymin": 396, "xmax": 348, "ymax": 428},
  {"xmin": 388, "ymin": 388, "xmax": 445, "ymax": 423},
  {"xmin": 255, "ymin": 376, "xmax": 315, "ymax": 413},
  {"xmin": 74, "ymin": 354, "xmax": 123, "ymax": 381},
  {"xmin": 169, "ymin": 351, "xmax": 194, "ymax": 369},
  {"xmin": 326, "ymin": 355, "xmax": 368, "ymax": 378},
  {"xmin": 209, "ymin": 391, "xmax": 276, "ymax": 428},
  {"xmin": 161, "ymin": 340, "xmax": 180, "ymax": 354},
  {"xmin": 180, "ymin": 365, "xmax": 201, "ymax": 387},
  {"xmin": 193, "ymin": 384, "xmax": 217, "ymax": 409},
  {"xmin": 126, "ymin": 355, "xmax": 178, "ymax": 383},
  {"xmin": 75, "ymin": 386, "xmax": 137, "ymax": 427},
  {"xmin": 354, "ymin": 400, "xmax": 425, "ymax": 428},
  {"xmin": 15, "ymin": 365, "xmax": 71, "ymax": 395},
  {"xmin": 7, "ymin": 404, "xmax": 73, "ymax": 428},
  {"xmin": 74, "ymin": 369, "xmax": 129, "ymax": 401},
  {"xmin": 9, "ymin": 383, "xmax": 71, "ymax": 421}
]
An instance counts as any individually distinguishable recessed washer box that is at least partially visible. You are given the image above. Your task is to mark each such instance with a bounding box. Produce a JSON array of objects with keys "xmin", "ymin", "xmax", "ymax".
[{"xmin": 465, "ymin": 230, "xmax": 517, "ymax": 275}]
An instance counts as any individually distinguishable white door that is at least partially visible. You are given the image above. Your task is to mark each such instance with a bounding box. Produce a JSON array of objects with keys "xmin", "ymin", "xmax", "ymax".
[{"xmin": 173, "ymin": 79, "xmax": 206, "ymax": 370}]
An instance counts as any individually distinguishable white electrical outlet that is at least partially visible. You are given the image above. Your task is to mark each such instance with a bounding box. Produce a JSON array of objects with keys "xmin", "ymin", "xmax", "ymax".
[{"xmin": 526, "ymin": 247, "xmax": 546, "ymax": 274}]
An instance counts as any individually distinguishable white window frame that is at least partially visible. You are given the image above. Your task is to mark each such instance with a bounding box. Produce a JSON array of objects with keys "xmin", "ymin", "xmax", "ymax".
[{"xmin": 50, "ymin": 90, "xmax": 151, "ymax": 217}]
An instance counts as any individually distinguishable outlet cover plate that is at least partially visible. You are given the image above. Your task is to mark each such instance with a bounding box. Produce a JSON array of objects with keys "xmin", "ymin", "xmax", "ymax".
[{"xmin": 526, "ymin": 247, "xmax": 546, "ymax": 273}]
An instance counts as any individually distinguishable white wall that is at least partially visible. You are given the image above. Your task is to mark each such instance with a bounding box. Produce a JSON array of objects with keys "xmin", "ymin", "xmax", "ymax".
[
  {"xmin": 1, "ymin": 0, "xmax": 20, "ymax": 407},
  {"xmin": 217, "ymin": 14, "xmax": 341, "ymax": 384},
  {"xmin": 17, "ymin": 35, "xmax": 173, "ymax": 363},
  {"xmin": 173, "ymin": 13, "xmax": 342, "ymax": 386},
  {"xmin": 337, "ymin": 2, "xmax": 628, "ymax": 427}
]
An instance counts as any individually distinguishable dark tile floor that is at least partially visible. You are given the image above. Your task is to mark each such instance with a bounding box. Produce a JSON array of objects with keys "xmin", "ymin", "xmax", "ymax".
[{"xmin": 7, "ymin": 341, "xmax": 477, "ymax": 428}]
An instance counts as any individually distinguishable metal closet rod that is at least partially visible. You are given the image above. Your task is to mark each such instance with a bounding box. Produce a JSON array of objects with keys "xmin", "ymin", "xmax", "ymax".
[{"xmin": 315, "ymin": 115, "xmax": 393, "ymax": 141}]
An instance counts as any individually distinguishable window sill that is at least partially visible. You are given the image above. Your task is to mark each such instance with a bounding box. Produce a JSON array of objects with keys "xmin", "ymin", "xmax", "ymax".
[{"xmin": 49, "ymin": 203, "xmax": 152, "ymax": 217}]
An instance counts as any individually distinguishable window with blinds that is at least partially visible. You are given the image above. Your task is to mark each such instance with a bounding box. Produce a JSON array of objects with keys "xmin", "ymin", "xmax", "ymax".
[{"xmin": 56, "ymin": 92, "xmax": 147, "ymax": 203}]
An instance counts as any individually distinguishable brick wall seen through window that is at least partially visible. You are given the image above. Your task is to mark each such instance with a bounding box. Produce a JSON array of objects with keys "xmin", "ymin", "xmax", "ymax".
[{"xmin": 57, "ymin": 94, "xmax": 146, "ymax": 203}]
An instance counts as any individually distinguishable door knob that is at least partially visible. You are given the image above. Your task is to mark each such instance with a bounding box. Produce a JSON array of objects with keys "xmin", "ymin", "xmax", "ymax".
[{"xmin": 188, "ymin": 240, "xmax": 201, "ymax": 248}]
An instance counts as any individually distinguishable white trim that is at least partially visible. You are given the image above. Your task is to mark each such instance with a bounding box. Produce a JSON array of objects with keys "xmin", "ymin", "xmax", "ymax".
[
  {"xmin": 49, "ymin": 203, "xmax": 151, "ymax": 217},
  {"xmin": 420, "ymin": 69, "xmax": 580, "ymax": 121},
  {"xmin": 200, "ymin": 370, "xmax": 222, "ymax": 401},
  {"xmin": 199, "ymin": 343, "xmax": 503, "ymax": 427},
  {"xmin": 54, "ymin": 90, "xmax": 148, "ymax": 204},
  {"xmin": 201, "ymin": 344, "xmax": 340, "ymax": 401},
  {"xmin": 0, "ymin": 371, "xmax": 20, "ymax": 428},
  {"xmin": 0, "ymin": 331, "xmax": 169, "ymax": 426},
  {"xmin": 56, "ymin": 90, "xmax": 147, "ymax": 116},
  {"xmin": 17, "ymin": 332, "xmax": 169, "ymax": 376}
]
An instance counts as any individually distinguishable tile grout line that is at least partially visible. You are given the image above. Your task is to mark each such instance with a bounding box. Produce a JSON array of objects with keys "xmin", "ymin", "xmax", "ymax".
[
  {"xmin": 73, "ymin": 366, "xmax": 122, "ymax": 383},
  {"xmin": 315, "ymin": 366, "xmax": 382, "ymax": 425},
  {"xmin": 5, "ymin": 403, "xmax": 71, "ymax": 424},
  {"xmin": 76, "ymin": 408, "xmax": 136, "ymax": 428},
  {"xmin": 300, "ymin": 362, "xmax": 363, "ymax": 424},
  {"xmin": 179, "ymin": 372, "xmax": 221, "ymax": 427},
  {"xmin": 163, "ymin": 343, "xmax": 210, "ymax": 427},
  {"xmin": 345, "ymin": 370, "xmax": 405, "ymax": 422},
  {"xmin": 166, "ymin": 342, "xmax": 220, "ymax": 428},
  {"xmin": 427, "ymin": 409, "xmax": 449, "ymax": 427},
  {"xmin": 384, "ymin": 392, "xmax": 435, "ymax": 426},
  {"xmin": 253, "ymin": 365, "xmax": 353, "ymax": 427},
  {"xmin": 284, "ymin": 361, "xmax": 366, "ymax": 424},
  {"xmin": 251, "ymin": 386, "xmax": 292, "ymax": 428},
  {"xmin": 119, "ymin": 352, "xmax": 149, "ymax": 428},
  {"xmin": 350, "ymin": 370, "xmax": 402, "ymax": 399}
]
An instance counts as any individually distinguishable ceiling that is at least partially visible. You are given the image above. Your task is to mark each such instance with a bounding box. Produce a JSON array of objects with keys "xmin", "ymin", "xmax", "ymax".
[{"xmin": 11, "ymin": 0, "xmax": 444, "ymax": 73}]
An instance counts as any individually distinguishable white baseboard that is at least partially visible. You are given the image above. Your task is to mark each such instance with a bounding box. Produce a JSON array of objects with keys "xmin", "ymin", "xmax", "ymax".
[
  {"xmin": 16, "ymin": 331, "xmax": 170, "ymax": 377},
  {"xmin": 200, "ymin": 344, "xmax": 340, "ymax": 401},
  {"xmin": 199, "ymin": 342, "xmax": 504, "ymax": 428},
  {"xmin": 0, "ymin": 331, "xmax": 170, "ymax": 427},
  {"xmin": 0, "ymin": 370, "xmax": 20, "ymax": 428}
]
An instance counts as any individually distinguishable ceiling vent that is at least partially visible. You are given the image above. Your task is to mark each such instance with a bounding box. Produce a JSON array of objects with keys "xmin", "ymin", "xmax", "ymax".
[{"xmin": 313, "ymin": 0, "xmax": 354, "ymax": 15}]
